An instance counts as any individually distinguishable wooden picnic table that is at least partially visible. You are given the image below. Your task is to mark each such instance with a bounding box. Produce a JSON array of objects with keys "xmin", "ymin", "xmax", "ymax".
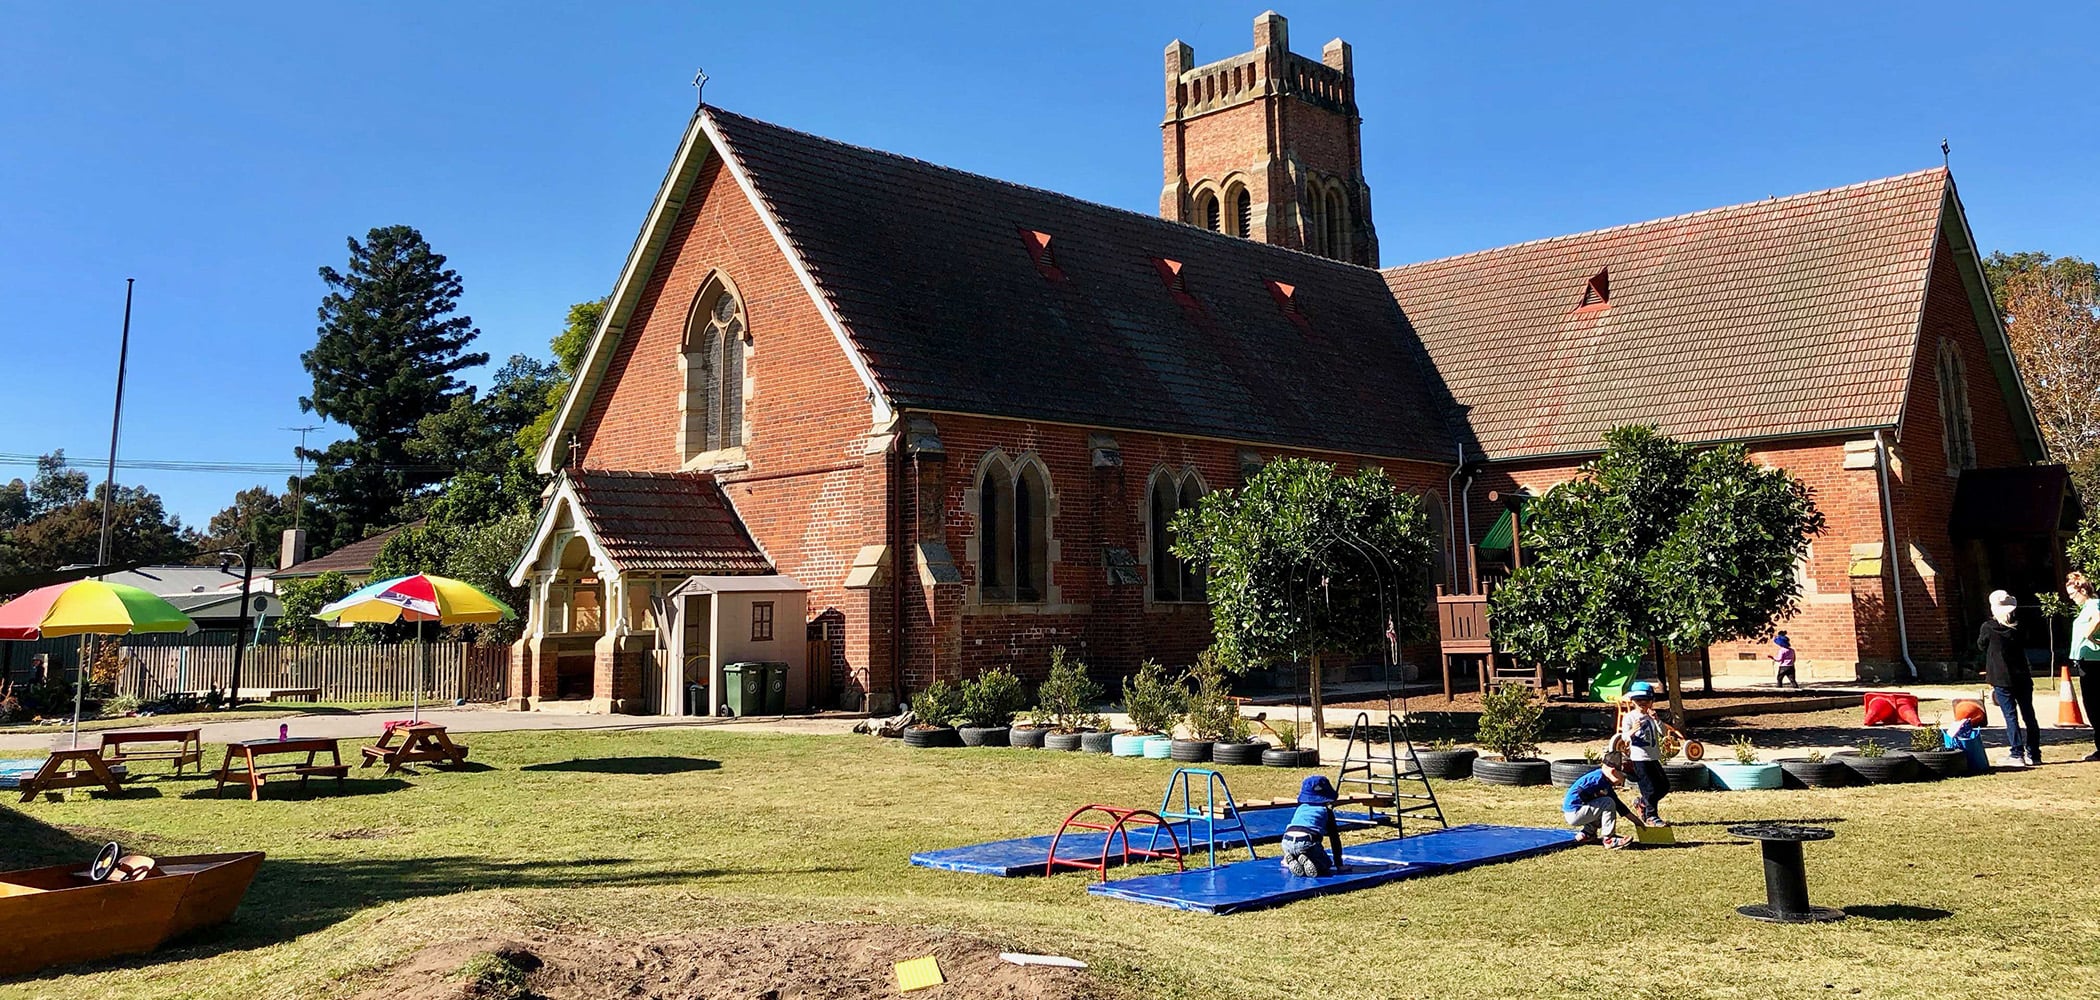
[
  {"xmin": 98, "ymin": 727, "xmax": 204, "ymax": 776},
  {"xmin": 9, "ymin": 748, "xmax": 126, "ymax": 803},
  {"xmin": 213, "ymin": 737, "xmax": 347, "ymax": 800},
  {"xmin": 361, "ymin": 722, "xmax": 471, "ymax": 776}
]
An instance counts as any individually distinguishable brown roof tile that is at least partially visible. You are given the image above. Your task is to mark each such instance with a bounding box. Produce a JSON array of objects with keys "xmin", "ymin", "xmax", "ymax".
[
  {"xmin": 1384, "ymin": 169, "xmax": 1950, "ymax": 460},
  {"xmin": 570, "ymin": 470, "xmax": 771, "ymax": 576},
  {"xmin": 270, "ymin": 523, "xmax": 409, "ymax": 579}
]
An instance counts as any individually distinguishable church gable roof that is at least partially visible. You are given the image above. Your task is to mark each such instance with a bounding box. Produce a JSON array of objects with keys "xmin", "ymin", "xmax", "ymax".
[
  {"xmin": 569, "ymin": 471, "xmax": 772, "ymax": 576},
  {"xmin": 1384, "ymin": 169, "xmax": 1955, "ymax": 460},
  {"xmin": 701, "ymin": 107, "xmax": 1458, "ymax": 464}
]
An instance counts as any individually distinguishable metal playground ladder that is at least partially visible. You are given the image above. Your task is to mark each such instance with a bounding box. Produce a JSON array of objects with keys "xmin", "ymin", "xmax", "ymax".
[
  {"xmin": 1154, "ymin": 766, "xmax": 1259, "ymax": 868},
  {"xmin": 1337, "ymin": 711, "xmax": 1448, "ymax": 835}
]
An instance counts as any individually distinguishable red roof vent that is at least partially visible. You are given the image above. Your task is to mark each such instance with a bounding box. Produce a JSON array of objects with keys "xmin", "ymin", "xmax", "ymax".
[
  {"xmin": 1575, "ymin": 268, "xmax": 1610, "ymax": 313},
  {"xmin": 1266, "ymin": 279, "xmax": 1312, "ymax": 332},
  {"xmin": 1154, "ymin": 257, "xmax": 1187, "ymax": 294},
  {"xmin": 1020, "ymin": 229, "xmax": 1064, "ymax": 281}
]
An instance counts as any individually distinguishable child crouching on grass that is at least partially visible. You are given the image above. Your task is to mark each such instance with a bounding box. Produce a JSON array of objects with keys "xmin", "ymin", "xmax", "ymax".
[
  {"xmin": 1563, "ymin": 751, "xmax": 1634, "ymax": 849},
  {"xmin": 1279, "ymin": 776, "xmax": 1349, "ymax": 877}
]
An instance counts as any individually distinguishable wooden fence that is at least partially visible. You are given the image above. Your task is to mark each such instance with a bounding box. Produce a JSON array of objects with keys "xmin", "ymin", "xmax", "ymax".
[{"xmin": 109, "ymin": 641, "xmax": 509, "ymax": 704}]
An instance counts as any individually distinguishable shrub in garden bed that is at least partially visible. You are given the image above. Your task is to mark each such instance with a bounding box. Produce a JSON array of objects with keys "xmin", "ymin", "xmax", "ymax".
[
  {"xmin": 1114, "ymin": 660, "xmax": 1184, "ymax": 757},
  {"xmin": 1909, "ymin": 725, "xmax": 1966, "ymax": 779},
  {"xmin": 1471, "ymin": 684, "xmax": 1548, "ymax": 786},
  {"xmin": 1705, "ymin": 736, "xmax": 1782, "ymax": 791},
  {"xmin": 1035, "ymin": 646, "xmax": 1106, "ymax": 751},
  {"xmin": 1834, "ymin": 742, "xmax": 1917, "ymax": 784},
  {"xmin": 955, "ymin": 668, "xmax": 1027, "ymax": 747},
  {"xmin": 1776, "ymin": 750, "xmax": 1842, "ymax": 789},
  {"xmin": 902, "ymin": 679, "xmax": 962, "ymax": 748},
  {"xmin": 1172, "ymin": 654, "xmax": 1241, "ymax": 763},
  {"xmin": 1262, "ymin": 720, "xmax": 1319, "ymax": 768}
]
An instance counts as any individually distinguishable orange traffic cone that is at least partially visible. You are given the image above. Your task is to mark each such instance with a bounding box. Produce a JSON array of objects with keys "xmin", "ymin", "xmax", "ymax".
[{"xmin": 2059, "ymin": 667, "xmax": 2088, "ymax": 728}]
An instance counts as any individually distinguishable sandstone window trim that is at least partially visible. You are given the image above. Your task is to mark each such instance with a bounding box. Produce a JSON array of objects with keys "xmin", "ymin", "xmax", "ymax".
[
  {"xmin": 1147, "ymin": 466, "xmax": 1209, "ymax": 605},
  {"xmin": 679, "ymin": 272, "xmax": 751, "ymax": 467},
  {"xmin": 970, "ymin": 449, "xmax": 1056, "ymax": 605},
  {"xmin": 1935, "ymin": 339, "xmax": 1976, "ymax": 473}
]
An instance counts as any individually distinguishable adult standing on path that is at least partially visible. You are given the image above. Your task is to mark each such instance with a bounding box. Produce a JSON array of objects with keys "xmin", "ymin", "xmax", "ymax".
[
  {"xmin": 1979, "ymin": 590, "xmax": 2039, "ymax": 767},
  {"xmin": 2069, "ymin": 572, "xmax": 2100, "ymax": 763}
]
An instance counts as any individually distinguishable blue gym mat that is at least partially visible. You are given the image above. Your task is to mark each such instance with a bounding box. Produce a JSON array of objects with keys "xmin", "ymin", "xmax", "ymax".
[
  {"xmin": 910, "ymin": 806, "xmax": 1378, "ymax": 877},
  {"xmin": 1084, "ymin": 824, "xmax": 1578, "ymax": 915}
]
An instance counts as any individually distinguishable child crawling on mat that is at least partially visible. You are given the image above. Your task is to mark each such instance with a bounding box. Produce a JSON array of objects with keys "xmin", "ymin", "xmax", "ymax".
[
  {"xmin": 1562, "ymin": 751, "xmax": 1634, "ymax": 849},
  {"xmin": 1279, "ymin": 776, "xmax": 1350, "ymax": 878}
]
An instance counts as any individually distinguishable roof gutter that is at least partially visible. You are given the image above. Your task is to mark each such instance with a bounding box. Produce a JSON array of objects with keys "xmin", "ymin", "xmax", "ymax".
[{"xmin": 1874, "ymin": 430, "xmax": 1918, "ymax": 679}]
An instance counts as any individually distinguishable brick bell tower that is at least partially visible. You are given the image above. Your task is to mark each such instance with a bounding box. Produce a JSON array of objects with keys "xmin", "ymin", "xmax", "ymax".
[{"xmin": 1160, "ymin": 11, "xmax": 1378, "ymax": 267}]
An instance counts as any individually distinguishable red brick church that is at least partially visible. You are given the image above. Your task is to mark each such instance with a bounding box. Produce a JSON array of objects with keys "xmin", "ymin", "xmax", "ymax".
[{"xmin": 507, "ymin": 12, "xmax": 2072, "ymax": 714}]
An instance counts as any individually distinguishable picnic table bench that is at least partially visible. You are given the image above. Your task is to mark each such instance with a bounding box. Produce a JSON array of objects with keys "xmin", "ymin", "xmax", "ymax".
[
  {"xmin": 1, "ymin": 749, "xmax": 128, "ymax": 803},
  {"xmin": 98, "ymin": 727, "xmax": 204, "ymax": 776},
  {"xmin": 213, "ymin": 737, "xmax": 346, "ymax": 800},
  {"xmin": 361, "ymin": 722, "xmax": 470, "ymax": 776}
]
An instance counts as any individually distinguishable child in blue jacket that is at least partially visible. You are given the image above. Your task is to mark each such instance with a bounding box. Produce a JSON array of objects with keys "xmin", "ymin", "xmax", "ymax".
[
  {"xmin": 1562, "ymin": 751, "xmax": 1633, "ymax": 849},
  {"xmin": 1279, "ymin": 776, "xmax": 1349, "ymax": 877}
]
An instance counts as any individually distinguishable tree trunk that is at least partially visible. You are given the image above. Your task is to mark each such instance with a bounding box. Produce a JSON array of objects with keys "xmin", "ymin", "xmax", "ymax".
[
  {"xmin": 1309, "ymin": 651, "xmax": 1325, "ymax": 749},
  {"xmin": 1700, "ymin": 645, "xmax": 1713, "ymax": 694},
  {"xmin": 1662, "ymin": 646, "xmax": 1687, "ymax": 727}
]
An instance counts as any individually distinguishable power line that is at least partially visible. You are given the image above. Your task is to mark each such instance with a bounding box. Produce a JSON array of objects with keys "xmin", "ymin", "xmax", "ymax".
[{"xmin": 0, "ymin": 452, "xmax": 453, "ymax": 477}]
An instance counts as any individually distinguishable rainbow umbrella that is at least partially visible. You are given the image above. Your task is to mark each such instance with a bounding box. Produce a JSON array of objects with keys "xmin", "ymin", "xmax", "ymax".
[
  {"xmin": 314, "ymin": 574, "xmax": 515, "ymax": 719},
  {"xmin": 0, "ymin": 579, "xmax": 196, "ymax": 746}
]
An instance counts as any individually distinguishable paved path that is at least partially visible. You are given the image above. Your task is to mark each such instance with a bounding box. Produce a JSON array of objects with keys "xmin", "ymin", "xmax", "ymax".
[{"xmin": 0, "ymin": 706, "xmax": 862, "ymax": 751}]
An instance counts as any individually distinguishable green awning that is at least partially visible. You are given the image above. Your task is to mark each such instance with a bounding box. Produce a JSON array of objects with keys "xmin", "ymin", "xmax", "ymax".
[{"xmin": 1478, "ymin": 506, "xmax": 1532, "ymax": 552}]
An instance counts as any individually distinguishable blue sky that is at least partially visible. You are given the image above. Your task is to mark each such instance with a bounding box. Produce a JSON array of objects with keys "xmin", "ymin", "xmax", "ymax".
[{"xmin": 4, "ymin": 1, "xmax": 2097, "ymax": 527}]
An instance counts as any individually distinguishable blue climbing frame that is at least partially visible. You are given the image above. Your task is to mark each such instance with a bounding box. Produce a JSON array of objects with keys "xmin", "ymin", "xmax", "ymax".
[{"xmin": 1152, "ymin": 767, "xmax": 1257, "ymax": 868}]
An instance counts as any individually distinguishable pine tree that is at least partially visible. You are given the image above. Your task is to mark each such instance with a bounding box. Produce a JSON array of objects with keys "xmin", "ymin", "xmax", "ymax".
[{"xmin": 298, "ymin": 226, "xmax": 487, "ymax": 550}]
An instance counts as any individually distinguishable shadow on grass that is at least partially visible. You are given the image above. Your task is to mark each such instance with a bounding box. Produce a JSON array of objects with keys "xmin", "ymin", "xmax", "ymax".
[
  {"xmin": 1670, "ymin": 817, "xmax": 1847, "ymax": 828},
  {"xmin": 1843, "ymin": 903, "xmax": 1953, "ymax": 921},
  {"xmin": 521, "ymin": 756, "xmax": 722, "ymax": 775},
  {"xmin": 177, "ymin": 778, "xmax": 414, "ymax": 800}
]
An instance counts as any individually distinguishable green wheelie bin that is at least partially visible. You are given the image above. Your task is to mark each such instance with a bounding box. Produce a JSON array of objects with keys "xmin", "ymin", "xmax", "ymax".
[{"xmin": 722, "ymin": 662, "xmax": 766, "ymax": 717}]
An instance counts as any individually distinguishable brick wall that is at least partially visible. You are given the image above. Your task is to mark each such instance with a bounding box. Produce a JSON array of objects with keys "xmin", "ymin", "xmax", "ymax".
[{"xmin": 572, "ymin": 147, "xmax": 890, "ymax": 709}]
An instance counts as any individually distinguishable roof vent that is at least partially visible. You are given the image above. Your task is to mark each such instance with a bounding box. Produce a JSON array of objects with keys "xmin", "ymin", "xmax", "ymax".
[
  {"xmin": 1154, "ymin": 257, "xmax": 1187, "ymax": 294},
  {"xmin": 1020, "ymin": 229, "xmax": 1065, "ymax": 281},
  {"xmin": 1575, "ymin": 268, "xmax": 1610, "ymax": 313},
  {"xmin": 1266, "ymin": 279, "xmax": 1312, "ymax": 332}
]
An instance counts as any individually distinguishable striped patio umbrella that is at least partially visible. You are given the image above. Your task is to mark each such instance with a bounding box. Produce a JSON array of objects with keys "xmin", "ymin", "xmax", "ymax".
[
  {"xmin": 314, "ymin": 574, "xmax": 515, "ymax": 719},
  {"xmin": 0, "ymin": 579, "xmax": 196, "ymax": 747}
]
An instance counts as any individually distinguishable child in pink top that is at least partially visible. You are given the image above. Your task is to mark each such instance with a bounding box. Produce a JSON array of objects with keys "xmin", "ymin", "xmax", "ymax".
[{"xmin": 1768, "ymin": 632, "xmax": 1798, "ymax": 689}]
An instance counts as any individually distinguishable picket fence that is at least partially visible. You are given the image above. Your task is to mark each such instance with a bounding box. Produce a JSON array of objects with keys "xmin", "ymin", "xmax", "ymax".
[{"xmin": 109, "ymin": 641, "xmax": 509, "ymax": 704}]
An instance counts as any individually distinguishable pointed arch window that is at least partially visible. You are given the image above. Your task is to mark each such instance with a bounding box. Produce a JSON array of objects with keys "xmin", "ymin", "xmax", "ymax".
[
  {"xmin": 1195, "ymin": 189, "xmax": 1222, "ymax": 233},
  {"xmin": 1228, "ymin": 184, "xmax": 1253, "ymax": 238},
  {"xmin": 1323, "ymin": 188, "xmax": 1347, "ymax": 260},
  {"xmin": 977, "ymin": 453, "xmax": 1052, "ymax": 603},
  {"xmin": 1148, "ymin": 468, "xmax": 1208, "ymax": 603},
  {"xmin": 680, "ymin": 278, "xmax": 747, "ymax": 462},
  {"xmin": 1937, "ymin": 340, "xmax": 1976, "ymax": 471}
]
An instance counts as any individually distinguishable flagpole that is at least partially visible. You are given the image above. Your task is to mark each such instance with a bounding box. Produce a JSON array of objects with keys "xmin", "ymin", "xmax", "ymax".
[{"xmin": 75, "ymin": 278, "xmax": 135, "ymax": 750}]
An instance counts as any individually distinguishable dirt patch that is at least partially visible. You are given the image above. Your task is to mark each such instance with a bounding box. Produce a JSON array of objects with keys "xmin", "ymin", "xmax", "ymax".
[
  {"xmin": 313, "ymin": 826, "xmax": 398, "ymax": 840},
  {"xmin": 354, "ymin": 923, "xmax": 1103, "ymax": 1000}
]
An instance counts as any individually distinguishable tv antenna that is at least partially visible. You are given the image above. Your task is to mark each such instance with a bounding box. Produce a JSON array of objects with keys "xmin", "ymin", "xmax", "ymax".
[{"xmin": 283, "ymin": 425, "xmax": 321, "ymax": 530}]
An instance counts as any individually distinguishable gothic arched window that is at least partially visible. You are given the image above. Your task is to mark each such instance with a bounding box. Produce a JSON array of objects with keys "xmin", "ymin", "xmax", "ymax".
[
  {"xmin": 1195, "ymin": 190, "xmax": 1222, "ymax": 233},
  {"xmin": 1324, "ymin": 188, "xmax": 1347, "ymax": 260},
  {"xmin": 1228, "ymin": 184, "xmax": 1253, "ymax": 238},
  {"xmin": 977, "ymin": 452, "xmax": 1052, "ymax": 603},
  {"xmin": 1937, "ymin": 340, "xmax": 1976, "ymax": 471},
  {"xmin": 1148, "ymin": 467, "xmax": 1208, "ymax": 603},
  {"xmin": 680, "ymin": 278, "xmax": 747, "ymax": 461}
]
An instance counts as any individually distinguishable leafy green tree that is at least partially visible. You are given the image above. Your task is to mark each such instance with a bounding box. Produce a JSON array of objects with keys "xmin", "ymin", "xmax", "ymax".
[
  {"xmin": 1983, "ymin": 251, "xmax": 2100, "ymax": 499},
  {"xmin": 1, "ymin": 475, "xmax": 190, "ymax": 578},
  {"xmin": 405, "ymin": 354, "xmax": 562, "ymax": 517},
  {"xmin": 367, "ymin": 507, "xmax": 532, "ymax": 644},
  {"xmin": 1170, "ymin": 457, "xmax": 1436, "ymax": 739},
  {"xmin": 518, "ymin": 297, "xmax": 606, "ymax": 460},
  {"xmin": 276, "ymin": 571, "xmax": 352, "ymax": 643},
  {"xmin": 1489, "ymin": 426, "xmax": 1824, "ymax": 721},
  {"xmin": 191, "ymin": 486, "xmax": 302, "ymax": 567},
  {"xmin": 299, "ymin": 225, "xmax": 487, "ymax": 551},
  {"xmin": 0, "ymin": 452, "xmax": 90, "ymax": 530}
]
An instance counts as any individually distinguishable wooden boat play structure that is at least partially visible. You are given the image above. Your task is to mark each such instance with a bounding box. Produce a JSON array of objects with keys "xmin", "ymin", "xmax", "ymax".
[{"xmin": 0, "ymin": 845, "xmax": 263, "ymax": 978}]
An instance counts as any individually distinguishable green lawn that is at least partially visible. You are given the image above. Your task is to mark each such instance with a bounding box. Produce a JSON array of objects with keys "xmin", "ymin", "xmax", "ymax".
[{"xmin": 4, "ymin": 729, "xmax": 2099, "ymax": 999}]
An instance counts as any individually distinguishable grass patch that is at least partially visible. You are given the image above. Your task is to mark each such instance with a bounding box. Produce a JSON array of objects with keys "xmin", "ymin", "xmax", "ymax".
[
  {"xmin": 2, "ymin": 729, "xmax": 2098, "ymax": 999},
  {"xmin": 1, "ymin": 701, "xmax": 425, "ymax": 736}
]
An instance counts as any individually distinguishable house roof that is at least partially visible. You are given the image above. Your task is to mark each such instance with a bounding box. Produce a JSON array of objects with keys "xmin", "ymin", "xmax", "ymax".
[
  {"xmin": 270, "ymin": 524, "xmax": 408, "ymax": 579},
  {"xmin": 1385, "ymin": 169, "xmax": 1956, "ymax": 460},
  {"xmin": 567, "ymin": 470, "xmax": 772, "ymax": 576},
  {"xmin": 702, "ymin": 107, "xmax": 1459, "ymax": 463}
]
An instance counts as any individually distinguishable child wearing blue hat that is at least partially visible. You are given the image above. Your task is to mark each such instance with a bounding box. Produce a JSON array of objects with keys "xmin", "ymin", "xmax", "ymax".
[
  {"xmin": 1767, "ymin": 632, "xmax": 1799, "ymax": 689},
  {"xmin": 1562, "ymin": 750, "xmax": 1634, "ymax": 848},
  {"xmin": 1616, "ymin": 683, "xmax": 1669, "ymax": 826},
  {"xmin": 1279, "ymin": 775, "xmax": 1348, "ymax": 878}
]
